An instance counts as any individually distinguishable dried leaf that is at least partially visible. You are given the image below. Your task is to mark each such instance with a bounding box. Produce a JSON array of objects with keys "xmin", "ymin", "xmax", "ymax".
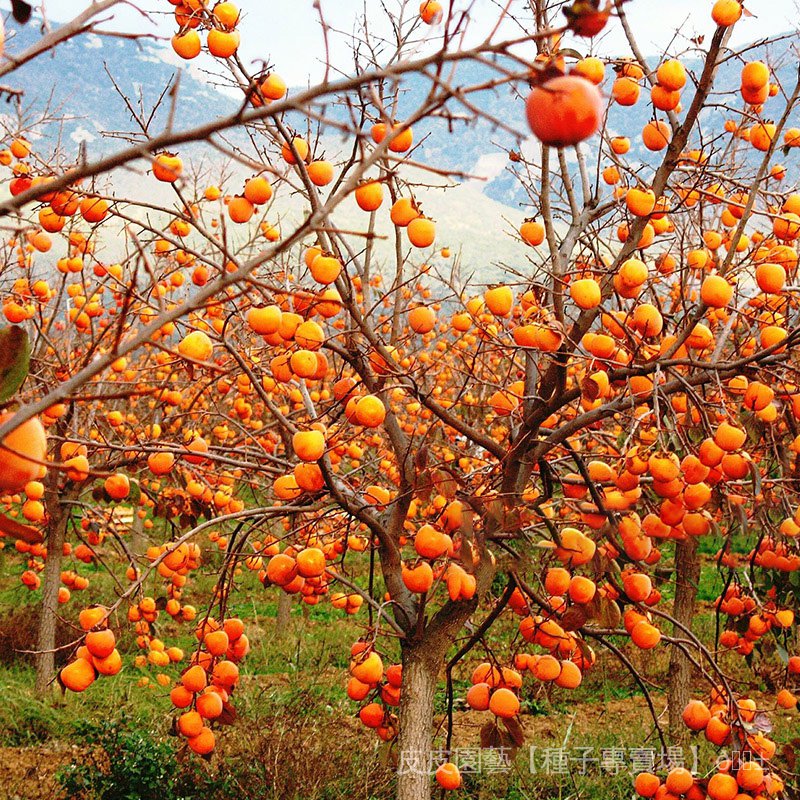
[
  {"xmin": 783, "ymin": 744, "xmax": 796, "ymax": 771},
  {"xmin": 179, "ymin": 513, "xmax": 196, "ymax": 529},
  {"xmin": 460, "ymin": 538, "xmax": 476, "ymax": 573},
  {"xmin": 602, "ymin": 597, "xmax": 622, "ymax": 628},
  {"xmin": 11, "ymin": 0, "xmax": 32, "ymax": 23},
  {"xmin": 0, "ymin": 326, "xmax": 30, "ymax": 403},
  {"xmin": 432, "ymin": 469, "xmax": 457, "ymax": 499},
  {"xmin": 484, "ymin": 498, "xmax": 504, "ymax": 526},
  {"xmin": 584, "ymin": 595, "xmax": 602, "ymax": 620},
  {"xmin": 218, "ymin": 701, "xmax": 237, "ymax": 725},
  {"xmin": 479, "ymin": 721, "xmax": 496, "ymax": 749},
  {"xmin": 378, "ymin": 741, "xmax": 395, "ymax": 768},
  {"xmin": 502, "ymin": 715, "xmax": 525, "ymax": 748},
  {"xmin": 415, "ymin": 472, "xmax": 433, "ymax": 504},
  {"xmin": 751, "ymin": 712, "xmax": 772, "ymax": 733},
  {"xmin": 561, "ymin": 605, "xmax": 589, "ymax": 631},
  {"xmin": 749, "ymin": 460, "xmax": 762, "ymax": 499},
  {"xmin": 734, "ymin": 502, "xmax": 749, "ymax": 536},
  {"xmin": 587, "ymin": 596, "xmax": 621, "ymax": 628},
  {"xmin": 414, "ymin": 444, "xmax": 428, "ymax": 472},
  {"xmin": 734, "ymin": 617, "xmax": 750, "ymax": 635},
  {"xmin": 484, "ymin": 722, "xmax": 514, "ymax": 750},
  {"xmin": 539, "ymin": 459, "xmax": 553, "ymax": 501},
  {"xmin": 581, "ymin": 375, "xmax": 601, "ymax": 401},
  {"xmin": 591, "ymin": 542, "xmax": 610, "ymax": 575},
  {"xmin": 498, "ymin": 728, "xmax": 516, "ymax": 750},
  {"xmin": 460, "ymin": 507, "xmax": 474, "ymax": 540},
  {"xmin": 575, "ymin": 637, "xmax": 594, "ymax": 663}
]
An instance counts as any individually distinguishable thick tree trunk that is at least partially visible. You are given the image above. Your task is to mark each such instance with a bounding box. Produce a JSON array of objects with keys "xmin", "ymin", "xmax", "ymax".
[
  {"xmin": 668, "ymin": 537, "xmax": 700, "ymax": 741},
  {"xmin": 393, "ymin": 553, "xmax": 493, "ymax": 800},
  {"xmin": 275, "ymin": 590, "xmax": 292, "ymax": 632},
  {"xmin": 397, "ymin": 642, "xmax": 440, "ymax": 800},
  {"xmin": 34, "ymin": 483, "xmax": 71, "ymax": 695}
]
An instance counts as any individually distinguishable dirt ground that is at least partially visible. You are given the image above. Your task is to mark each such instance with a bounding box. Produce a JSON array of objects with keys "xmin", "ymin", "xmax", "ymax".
[
  {"xmin": 1, "ymin": 693, "xmax": 794, "ymax": 800},
  {"xmin": 0, "ymin": 744, "xmax": 79, "ymax": 800},
  {"xmin": 0, "ymin": 697, "xmax": 656, "ymax": 800}
]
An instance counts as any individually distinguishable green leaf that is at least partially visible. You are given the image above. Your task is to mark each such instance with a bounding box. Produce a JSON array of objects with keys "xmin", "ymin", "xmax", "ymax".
[
  {"xmin": 127, "ymin": 479, "xmax": 142, "ymax": 505},
  {"xmin": 0, "ymin": 326, "xmax": 30, "ymax": 403}
]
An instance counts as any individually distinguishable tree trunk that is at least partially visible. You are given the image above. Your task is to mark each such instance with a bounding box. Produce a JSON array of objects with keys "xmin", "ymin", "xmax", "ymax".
[
  {"xmin": 275, "ymin": 591, "xmax": 292, "ymax": 632},
  {"xmin": 668, "ymin": 537, "xmax": 700, "ymax": 740},
  {"xmin": 393, "ymin": 556, "xmax": 493, "ymax": 800},
  {"xmin": 397, "ymin": 642, "xmax": 440, "ymax": 800},
  {"xmin": 34, "ymin": 483, "xmax": 71, "ymax": 695},
  {"xmin": 130, "ymin": 506, "xmax": 145, "ymax": 557}
]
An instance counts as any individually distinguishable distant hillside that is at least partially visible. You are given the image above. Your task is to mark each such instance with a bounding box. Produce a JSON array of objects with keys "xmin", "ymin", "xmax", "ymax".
[
  {"xmin": 3, "ymin": 17, "xmax": 798, "ymax": 195},
  {"xmin": 1, "ymin": 20, "xmax": 237, "ymax": 153},
  {"xmin": 1, "ymin": 16, "xmax": 798, "ymax": 276}
]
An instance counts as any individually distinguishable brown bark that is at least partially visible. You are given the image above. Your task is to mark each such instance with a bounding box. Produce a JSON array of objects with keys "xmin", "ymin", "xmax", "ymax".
[
  {"xmin": 396, "ymin": 642, "xmax": 441, "ymax": 800},
  {"xmin": 668, "ymin": 537, "xmax": 700, "ymax": 740},
  {"xmin": 130, "ymin": 506, "xmax": 145, "ymax": 557},
  {"xmin": 275, "ymin": 590, "xmax": 292, "ymax": 632},
  {"xmin": 34, "ymin": 481, "xmax": 72, "ymax": 695}
]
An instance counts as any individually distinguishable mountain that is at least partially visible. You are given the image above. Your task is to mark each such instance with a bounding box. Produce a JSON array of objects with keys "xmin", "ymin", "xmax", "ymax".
[
  {"xmin": 1, "ymin": 16, "xmax": 797, "ymax": 273},
  {"xmin": 1, "ymin": 21, "xmax": 237, "ymax": 154},
  {"xmin": 0, "ymin": 17, "xmax": 535, "ymax": 274}
]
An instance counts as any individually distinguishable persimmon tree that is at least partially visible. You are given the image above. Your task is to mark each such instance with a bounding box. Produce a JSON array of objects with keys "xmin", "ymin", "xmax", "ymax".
[{"xmin": 0, "ymin": 1, "xmax": 800, "ymax": 799}]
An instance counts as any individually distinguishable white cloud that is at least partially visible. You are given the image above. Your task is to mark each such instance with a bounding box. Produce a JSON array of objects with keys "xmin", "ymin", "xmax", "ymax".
[
  {"xmin": 469, "ymin": 152, "xmax": 507, "ymax": 185},
  {"xmin": 70, "ymin": 126, "xmax": 96, "ymax": 143}
]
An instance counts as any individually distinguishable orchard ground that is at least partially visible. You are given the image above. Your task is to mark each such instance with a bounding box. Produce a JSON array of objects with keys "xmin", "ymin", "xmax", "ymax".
[{"xmin": 0, "ymin": 533, "xmax": 796, "ymax": 800}]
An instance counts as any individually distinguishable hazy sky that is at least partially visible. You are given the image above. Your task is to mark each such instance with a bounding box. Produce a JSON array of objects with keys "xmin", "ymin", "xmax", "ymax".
[{"xmin": 35, "ymin": 0, "xmax": 800, "ymax": 85}]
